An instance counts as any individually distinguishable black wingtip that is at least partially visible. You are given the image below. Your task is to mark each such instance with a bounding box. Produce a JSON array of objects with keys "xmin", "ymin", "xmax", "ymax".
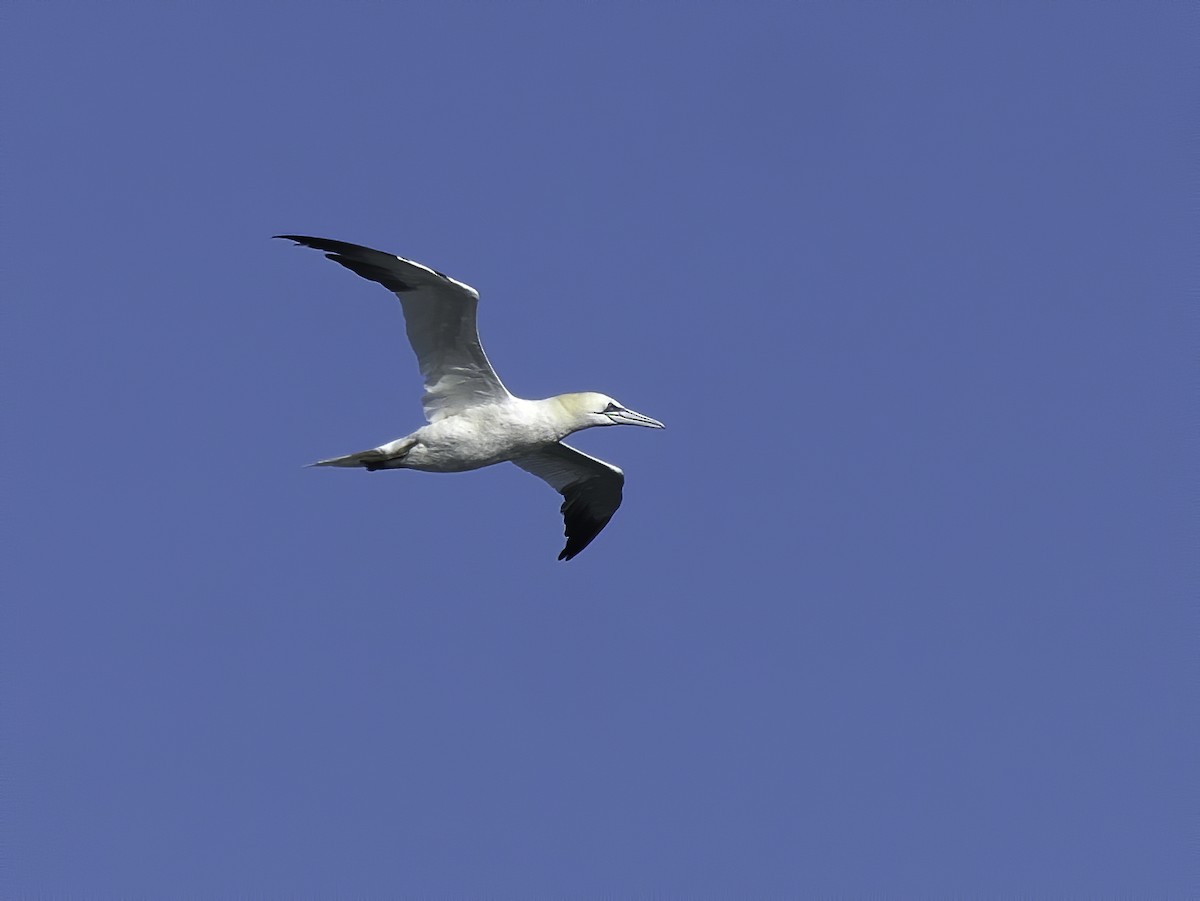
[{"xmin": 273, "ymin": 235, "xmax": 417, "ymax": 293}]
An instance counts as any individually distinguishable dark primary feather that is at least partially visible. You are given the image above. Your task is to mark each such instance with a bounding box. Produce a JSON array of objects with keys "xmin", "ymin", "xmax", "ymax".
[
  {"xmin": 511, "ymin": 443, "xmax": 625, "ymax": 560},
  {"xmin": 274, "ymin": 235, "xmax": 419, "ymax": 293},
  {"xmin": 558, "ymin": 474, "xmax": 625, "ymax": 560}
]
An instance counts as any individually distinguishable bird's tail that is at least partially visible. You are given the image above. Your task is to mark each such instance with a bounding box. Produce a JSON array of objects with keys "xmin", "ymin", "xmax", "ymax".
[{"xmin": 310, "ymin": 438, "xmax": 416, "ymax": 471}]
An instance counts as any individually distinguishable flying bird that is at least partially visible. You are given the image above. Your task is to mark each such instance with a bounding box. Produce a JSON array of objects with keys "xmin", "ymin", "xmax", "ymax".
[{"xmin": 277, "ymin": 235, "xmax": 664, "ymax": 560}]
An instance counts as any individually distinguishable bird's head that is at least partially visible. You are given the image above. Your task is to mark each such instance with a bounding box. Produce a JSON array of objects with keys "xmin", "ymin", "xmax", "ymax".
[{"xmin": 557, "ymin": 392, "xmax": 665, "ymax": 432}]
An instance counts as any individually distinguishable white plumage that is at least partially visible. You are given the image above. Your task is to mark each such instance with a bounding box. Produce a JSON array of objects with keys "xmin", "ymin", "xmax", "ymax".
[{"xmin": 278, "ymin": 235, "xmax": 663, "ymax": 560}]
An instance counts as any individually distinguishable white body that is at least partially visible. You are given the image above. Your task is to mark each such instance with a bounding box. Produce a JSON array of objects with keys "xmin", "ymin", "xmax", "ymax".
[{"xmin": 384, "ymin": 397, "xmax": 575, "ymax": 472}]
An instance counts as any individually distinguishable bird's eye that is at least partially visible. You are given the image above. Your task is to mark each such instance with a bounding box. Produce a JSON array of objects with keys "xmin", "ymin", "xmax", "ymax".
[{"xmin": 602, "ymin": 402, "xmax": 622, "ymax": 414}]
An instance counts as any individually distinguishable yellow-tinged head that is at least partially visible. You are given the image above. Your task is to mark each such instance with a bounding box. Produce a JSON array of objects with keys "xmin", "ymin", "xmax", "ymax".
[{"xmin": 554, "ymin": 392, "xmax": 665, "ymax": 432}]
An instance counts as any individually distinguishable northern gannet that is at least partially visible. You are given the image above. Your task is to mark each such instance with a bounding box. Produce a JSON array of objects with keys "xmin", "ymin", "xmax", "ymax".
[{"xmin": 277, "ymin": 235, "xmax": 664, "ymax": 560}]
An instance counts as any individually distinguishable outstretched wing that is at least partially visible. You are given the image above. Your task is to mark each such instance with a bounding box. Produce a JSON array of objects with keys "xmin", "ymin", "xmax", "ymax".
[
  {"xmin": 512, "ymin": 443, "xmax": 625, "ymax": 560},
  {"xmin": 277, "ymin": 235, "xmax": 511, "ymax": 422}
]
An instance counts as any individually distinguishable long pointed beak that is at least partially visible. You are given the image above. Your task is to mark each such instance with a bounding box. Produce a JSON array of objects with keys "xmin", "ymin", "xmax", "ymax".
[{"xmin": 610, "ymin": 408, "xmax": 665, "ymax": 429}]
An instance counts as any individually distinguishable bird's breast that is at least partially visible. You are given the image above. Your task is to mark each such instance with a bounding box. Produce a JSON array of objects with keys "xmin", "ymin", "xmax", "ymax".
[{"xmin": 403, "ymin": 403, "xmax": 561, "ymax": 472}]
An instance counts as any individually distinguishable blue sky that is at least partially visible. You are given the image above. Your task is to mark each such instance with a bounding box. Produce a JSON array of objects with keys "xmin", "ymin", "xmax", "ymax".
[{"xmin": 3, "ymin": 2, "xmax": 1193, "ymax": 897}]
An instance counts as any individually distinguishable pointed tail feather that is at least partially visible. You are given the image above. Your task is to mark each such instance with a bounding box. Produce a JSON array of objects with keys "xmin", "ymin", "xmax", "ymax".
[{"xmin": 310, "ymin": 438, "xmax": 416, "ymax": 471}]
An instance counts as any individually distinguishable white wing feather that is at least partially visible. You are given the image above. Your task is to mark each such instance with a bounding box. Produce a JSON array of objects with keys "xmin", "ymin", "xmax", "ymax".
[{"xmin": 277, "ymin": 236, "xmax": 511, "ymax": 422}]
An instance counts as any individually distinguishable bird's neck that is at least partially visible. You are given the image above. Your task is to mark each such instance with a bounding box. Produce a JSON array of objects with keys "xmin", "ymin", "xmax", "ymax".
[{"xmin": 534, "ymin": 395, "xmax": 591, "ymax": 440}]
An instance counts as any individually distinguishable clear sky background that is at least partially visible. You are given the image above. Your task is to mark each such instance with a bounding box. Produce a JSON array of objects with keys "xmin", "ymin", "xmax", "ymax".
[{"xmin": 3, "ymin": 3, "xmax": 1194, "ymax": 897}]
